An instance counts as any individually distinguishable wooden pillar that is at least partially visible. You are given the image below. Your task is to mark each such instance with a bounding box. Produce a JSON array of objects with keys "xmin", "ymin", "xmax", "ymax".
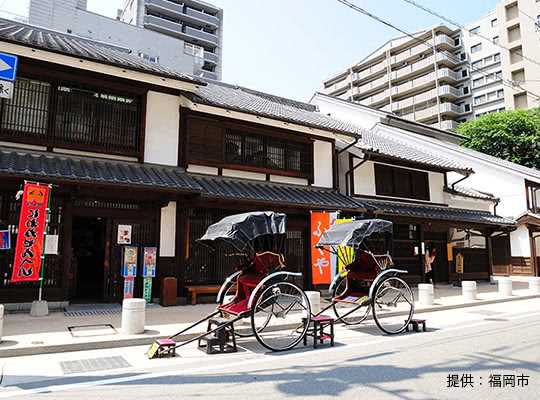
[
  {"xmin": 60, "ymin": 195, "xmax": 74, "ymax": 302},
  {"xmin": 419, "ymin": 224, "xmax": 425, "ymax": 284},
  {"xmin": 176, "ymin": 205, "xmax": 189, "ymax": 295}
]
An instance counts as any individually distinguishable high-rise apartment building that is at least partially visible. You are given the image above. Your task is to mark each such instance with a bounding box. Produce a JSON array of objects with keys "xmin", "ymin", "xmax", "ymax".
[
  {"xmin": 322, "ymin": 0, "xmax": 540, "ymax": 129},
  {"xmin": 28, "ymin": 0, "xmax": 222, "ymax": 80}
]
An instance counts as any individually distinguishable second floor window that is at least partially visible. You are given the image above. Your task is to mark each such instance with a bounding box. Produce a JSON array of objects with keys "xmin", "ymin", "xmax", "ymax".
[
  {"xmin": 374, "ymin": 164, "xmax": 430, "ymax": 201},
  {"xmin": 0, "ymin": 76, "xmax": 142, "ymax": 156}
]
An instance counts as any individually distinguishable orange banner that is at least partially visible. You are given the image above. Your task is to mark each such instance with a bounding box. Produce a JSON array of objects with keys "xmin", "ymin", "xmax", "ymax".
[
  {"xmin": 11, "ymin": 183, "xmax": 50, "ymax": 282},
  {"xmin": 311, "ymin": 211, "xmax": 337, "ymax": 285}
]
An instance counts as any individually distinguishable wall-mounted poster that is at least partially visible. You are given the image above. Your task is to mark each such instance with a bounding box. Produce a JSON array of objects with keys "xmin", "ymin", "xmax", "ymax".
[
  {"xmin": 122, "ymin": 246, "xmax": 138, "ymax": 278},
  {"xmin": 118, "ymin": 224, "xmax": 132, "ymax": 244},
  {"xmin": 142, "ymin": 247, "xmax": 157, "ymax": 277},
  {"xmin": 0, "ymin": 230, "xmax": 10, "ymax": 250}
]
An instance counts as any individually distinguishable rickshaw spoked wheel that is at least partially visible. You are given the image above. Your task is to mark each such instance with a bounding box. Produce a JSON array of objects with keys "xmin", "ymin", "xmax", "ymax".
[
  {"xmin": 251, "ymin": 281, "xmax": 311, "ymax": 352},
  {"xmin": 332, "ymin": 276, "xmax": 371, "ymax": 325},
  {"xmin": 371, "ymin": 276, "xmax": 414, "ymax": 335}
]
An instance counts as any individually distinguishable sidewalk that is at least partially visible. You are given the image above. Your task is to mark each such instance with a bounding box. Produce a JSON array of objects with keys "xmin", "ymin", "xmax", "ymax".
[{"xmin": 0, "ymin": 281, "xmax": 539, "ymax": 357}]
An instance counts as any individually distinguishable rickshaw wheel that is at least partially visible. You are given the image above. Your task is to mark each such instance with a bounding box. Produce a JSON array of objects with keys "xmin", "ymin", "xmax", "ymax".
[
  {"xmin": 251, "ymin": 281, "xmax": 311, "ymax": 352},
  {"xmin": 219, "ymin": 278, "xmax": 257, "ymax": 338},
  {"xmin": 332, "ymin": 276, "xmax": 371, "ymax": 325},
  {"xmin": 371, "ymin": 276, "xmax": 414, "ymax": 335}
]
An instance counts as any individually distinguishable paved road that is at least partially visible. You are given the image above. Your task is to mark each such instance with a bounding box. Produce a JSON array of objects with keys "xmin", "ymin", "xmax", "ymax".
[{"xmin": 1, "ymin": 298, "xmax": 540, "ymax": 399}]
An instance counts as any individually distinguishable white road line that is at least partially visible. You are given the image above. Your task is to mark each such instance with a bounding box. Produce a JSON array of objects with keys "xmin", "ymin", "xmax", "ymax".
[{"xmin": 1, "ymin": 309, "xmax": 539, "ymax": 398}]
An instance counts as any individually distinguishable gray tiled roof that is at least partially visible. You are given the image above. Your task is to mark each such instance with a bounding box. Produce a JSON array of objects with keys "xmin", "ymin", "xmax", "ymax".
[
  {"xmin": 356, "ymin": 131, "xmax": 472, "ymax": 173},
  {"xmin": 185, "ymin": 81, "xmax": 367, "ymax": 138},
  {"xmin": 191, "ymin": 174, "xmax": 369, "ymax": 211},
  {"xmin": 363, "ymin": 198, "xmax": 515, "ymax": 226},
  {"xmin": 0, "ymin": 18, "xmax": 202, "ymax": 85},
  {"xmin": 186, "ymin": 82, "xmax": 474, "ymax": 173},
  {"xmin": 445, "ymin": 185, "xmax": 499, "ymax": 201},
  {"xmin": 0, "ymin": 147, "xmax": 200, "ymax": 192}
]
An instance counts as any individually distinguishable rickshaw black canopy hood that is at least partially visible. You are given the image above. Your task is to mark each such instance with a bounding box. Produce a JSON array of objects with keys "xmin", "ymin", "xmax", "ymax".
[
  {"xmin": 197, "ymin": 211, "xmax": 287, "ymax": 251},
  {"xmin": 315, "ymin": 219, "xmax": 393, "ymax": 249}
]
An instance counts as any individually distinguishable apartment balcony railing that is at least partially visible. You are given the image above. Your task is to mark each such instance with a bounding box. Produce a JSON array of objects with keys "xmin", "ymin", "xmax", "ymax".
[
  {"xmin": 353, "ymin": 61, "xmax": 388, "ymax": 82},
  {"xmin": 204, "ymin": 51, "xmax": 219, "ymax": 64},
  {"xmin": 354, "ymin": 74, "xmax": 389, "ymax": 97},
  {"xmin": 434, "ymin": 120, "xmax": 458, "ymax": 131},
  {"xmin": 143, "ymin": 14, "xmax": 183, "ymax": 36},
  {"xmin": 434, "ymin": 35, "xmax": 460, "ymax": 50},
  {"xmin": 358, "ymin": 89, "xmax": 390, "ymax": 106},
  {"xmin": 324, "ymin": 77, "xmax": 350, "ymax": 96},
  {"xmin": 201, "ymin": 70, "xmax": 218, "ymax": 80},
  {"xmin": 145, "ymin": 0, "xmax": 185, "ymax": 19},
  {"xmin": 185, "ymin": 7, "xmax": 219, "ymax": 27},
  {"xmin": 400, "ymin": 103, "xmax": 465, "ymax": 122},
  {"xmin": 184, "ymin": 26, "xmax": 218, "ymax": 46},
  {"xmin": 382, "ymin": 85, "xmax": 463, "ymax": 113},
  {"xmin": 392, "ymin": 56, "xmax": 434, "ymax": 81}
]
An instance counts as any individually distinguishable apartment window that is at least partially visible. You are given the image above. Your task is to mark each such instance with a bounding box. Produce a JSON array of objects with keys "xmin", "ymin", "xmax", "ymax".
[
  {"xmin": 494, "ymin": 53, "xmax": 501, "ymax": 62},
  {"xmin": 138, "ymin": 52, "xmax": 158, "ymax": 63},
  {"xmin": 374, "ymin": 164, "xmax": 430, "ymax": 201},
  {"xmin": 474, "ymin": 95, "xmax": 485, "ymax": 105},
  {"xmin": 460, "ymin": 52, "xmax": 466, "ymax": 60},
  {"xmin": 497, "ymin": 89, "xmax": 504, "ymax": 98},
  {"xmin": 472, "ymin": 60, "xmax": 483, "ymax": 69},
  {"xmin": 472, "ymin": 78, "xmax": 483, "ymax": 88},
  {"xmin": 493, "ymin": 36, "xmax": 499, "ymax": 44},
  {"xmin": 536, "ymin": 16, "xmax": 540, "ymax": 32},
  {"xmin": 463, "ymin": 86, "xmax": 470, "ymax": 95},
  {"xmin": 470, "ymin": 26, "xmax": 480, "ymax": 35},
  {"xmin": 454, "ymin": 38, "xmax": 461, "ymax": 46},
  {"xmin": 464, "ymin": 103, "xmax": 471, "ymax": 112},
  {"xmin": 471, "ymin": 43, "xmax": 482, "ymax": 53},
  {"xmin": 491, "ymin": 18, "xmax": 498, "ymax": 27},
  {"xmin": 461, "ymin": 69, "xmax": 468, "ymax": 78}
]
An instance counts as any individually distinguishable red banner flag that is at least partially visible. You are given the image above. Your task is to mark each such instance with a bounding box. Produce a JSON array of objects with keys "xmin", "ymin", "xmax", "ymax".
[
  {"xmin": 311, "ymin": 211, "xmax": 337, "ymax": 285},
  {"xmin": 11, "ymin": 183, "xmax": 50, "ymax": 282}
]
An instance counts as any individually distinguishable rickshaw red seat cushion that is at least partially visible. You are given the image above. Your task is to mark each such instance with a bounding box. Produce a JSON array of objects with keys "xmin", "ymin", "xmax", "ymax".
[
  {"xmin": 219, "ymin": 299, "xmax": 249, "ymax": 314},
  {"xmin": 347, "ymin": 271, "xmax": 377, "ymax": 280},
  {"xmin": 238, "ymin": 272, "xmax": 267, "ymax": 286},
  {"xmin": 346, "ymin": 253, "xmax": 379, "ymax": 276}
]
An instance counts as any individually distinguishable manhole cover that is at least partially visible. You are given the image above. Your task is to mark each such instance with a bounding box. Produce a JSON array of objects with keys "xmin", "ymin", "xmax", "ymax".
[
  {"xmin": 68, "ymin": 324, "xmax": 118, "ymax": 338},
  {"xmin": 60, "ymin": 356, "xmax": 131, "ymax": 375}
]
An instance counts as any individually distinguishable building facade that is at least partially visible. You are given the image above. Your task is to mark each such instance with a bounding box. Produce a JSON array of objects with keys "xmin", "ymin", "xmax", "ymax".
[
  {"xmin": 322, "ymin": 0, "xmax": 540, "ymax": 128},
  {"xmin": 27, "ymin": 0, "xmax": 222, "ymax": 80},
  {"xmin": 312, "ymin": 93, "xmax": 539, "ymax": 279}
]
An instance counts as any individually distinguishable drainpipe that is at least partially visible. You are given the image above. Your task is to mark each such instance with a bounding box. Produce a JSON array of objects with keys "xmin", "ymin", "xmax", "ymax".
[
  {"xmin": 337, "ymin": 137, "xmax": 359, "ymax": 155},
  {"xmin": 345, "ymin": 154, "xmax": 370, "ymax": 197},
  {"xmin": 450, "ymin": 172, "xmax": 471, "ymax": 191}
]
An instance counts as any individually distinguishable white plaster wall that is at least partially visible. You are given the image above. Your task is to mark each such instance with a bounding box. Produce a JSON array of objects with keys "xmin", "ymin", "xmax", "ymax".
[
  {"xmin": 446, "ymin": 196, "xmax": 492, "ymax": 212},
  {"xmin": 222, "ymin": 169, "xmax": 266, "ymax": 181},
  {"xmin": 428, "ymin": 171, "xmax": 445, "ymax": 204},
  {"xmin": 353, "ymin": 161, "xmax": 376, "ymax": 196},
  {"xmin": 187, "ymin": 164, "xmax": 218, "ymax": 175},
  {"xmin": 313, "ymin": 140, "xmax": 333, "ymax": 188},
  {"xmin": 269, "ymin": 175, "xmax": 308, "ymax": 185},
  {"xmin": 510, "ymin": 225, "xmax": 531, "ymax": 257},
  {"xmin": 311, "ymin": 95, "xmax": 380, "ymax": 130},
  {"xmin": 144, "ymin": 91, "xmax": 180, "ymax": 166},
  {"xmin": 338, "ymin": 151, "xmax": 350, "ymax": 195},
  {"xmin": 159, "ymin": 201, "xmax": 176, "ymax": 257}
]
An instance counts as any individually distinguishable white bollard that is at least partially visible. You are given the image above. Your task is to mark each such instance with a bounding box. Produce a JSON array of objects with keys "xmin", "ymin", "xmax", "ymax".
[
  {"xmin": 498, "ymin": 277, "xmax": 513, "ymax": 296},
  {"xmin": 0, "ymin": 304, "xmax": 3, "ymax": 343},
  {"xmin": 418, "ymin": 283, "xmax": 434, "ymax": 306},
  {"xmin": 121, "ymin": 298, "xmax": 146, "ymax": 335},
  {"xmin": 462, "ymin": 281, "xmax": 477, "ymax": 301},
  {"xmin": 305, "ymin": 291, "xmax": 320, "ymax": 314},
  {"xmin": 529, "ymin": 277, "xmax": 540, "ymax": 294}
]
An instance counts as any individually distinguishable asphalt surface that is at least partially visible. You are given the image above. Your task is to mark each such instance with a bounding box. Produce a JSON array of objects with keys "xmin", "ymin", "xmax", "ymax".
[{"xmin": 1, "ymin": 298, "xmax": 539, "ymax": 400}]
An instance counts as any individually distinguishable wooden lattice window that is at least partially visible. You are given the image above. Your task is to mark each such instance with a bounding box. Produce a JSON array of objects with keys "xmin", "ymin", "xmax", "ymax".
[
  {"xmin": 375, "ymin": 164, "xmax": 430, "ymax": 201},
  {"xmin": 0, "ymin": 76, "xmax": 143, "ymax": 157}
]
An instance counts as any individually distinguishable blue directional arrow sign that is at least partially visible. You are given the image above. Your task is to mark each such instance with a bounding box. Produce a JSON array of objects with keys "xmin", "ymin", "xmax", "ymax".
[{"xmin": 0, "ymin": 52, "xmax": 18, "ymax": 82}]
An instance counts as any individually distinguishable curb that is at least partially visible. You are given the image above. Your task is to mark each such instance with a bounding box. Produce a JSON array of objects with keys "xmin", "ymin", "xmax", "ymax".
[{"xmin": 1, "ymin": 293, "xmax": 539, "ymax": 357}]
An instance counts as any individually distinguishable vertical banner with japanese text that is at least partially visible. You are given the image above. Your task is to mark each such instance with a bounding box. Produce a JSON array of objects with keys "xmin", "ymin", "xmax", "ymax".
[
  {"xmin": 311, "ymin": 211, "xmax": 338, "ymax": 285},
  {"xmin": 11, "ymin": 183, "xmax": 50, "ymax": 282}
]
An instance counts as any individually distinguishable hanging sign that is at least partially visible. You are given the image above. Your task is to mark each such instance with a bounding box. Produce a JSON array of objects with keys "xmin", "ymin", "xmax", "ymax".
[
  {"xmin": 11, "ymin": 183, "xmax": 50, "ymax": 282},
  {"xmin": 456, "ymin": 252, "xmax": 464, "ymax": 274},
  {"xmin": 310, "ymin": 211, "xmax": 338, "ymax": 285},
  {"xmin": 123, "ymin": 277, "xmax": 135, "ymax": 299},
  {"xmin": 0, "ymin": 230, "xmax": 10, "ymax": 250},
  {"xmin": 117, "ymin": 224, "xmax": 132, "ymax": 244}
]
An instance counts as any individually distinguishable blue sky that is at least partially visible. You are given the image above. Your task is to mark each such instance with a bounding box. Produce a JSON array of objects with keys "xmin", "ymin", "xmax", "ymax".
[{"xmin": 2, "ymin": 0, "xmax": 500, "ymax": 101}]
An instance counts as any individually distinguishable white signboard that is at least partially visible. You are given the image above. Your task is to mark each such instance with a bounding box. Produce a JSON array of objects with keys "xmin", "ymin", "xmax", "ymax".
[
  {"xmin": 118, "ymin": 225, "xmax": 132, "ymax": 244},
  {"xmin": 45, "ymin": 234, "xmax": 59, "ymax": 255},
  {"xmin": 0, "ymin": 80, "xmax": 13, "ymax": 99}
]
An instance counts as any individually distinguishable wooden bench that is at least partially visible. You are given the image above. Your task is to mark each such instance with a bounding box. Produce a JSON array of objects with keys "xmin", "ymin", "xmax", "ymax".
[{"xmin": 186, "ymin": 285, "xmax": 222, "ymax": 305}]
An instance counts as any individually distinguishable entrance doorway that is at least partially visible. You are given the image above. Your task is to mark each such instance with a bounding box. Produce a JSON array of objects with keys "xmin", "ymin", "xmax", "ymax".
[{"xmin": 71, "ymin": 216, "xmax": 107, "ymax": 302}]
